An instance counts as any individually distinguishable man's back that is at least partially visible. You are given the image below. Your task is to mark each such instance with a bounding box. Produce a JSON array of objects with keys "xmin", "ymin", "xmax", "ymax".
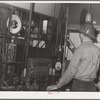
[{"xmin": 75, "ymin": 41, "xmax": 100, "ymax": 81}]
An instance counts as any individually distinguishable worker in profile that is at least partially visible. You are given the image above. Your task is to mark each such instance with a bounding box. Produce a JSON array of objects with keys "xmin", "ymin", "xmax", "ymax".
[{"xmin": 46, "ymin": 23, "xmax": 100, "ymax": 91}]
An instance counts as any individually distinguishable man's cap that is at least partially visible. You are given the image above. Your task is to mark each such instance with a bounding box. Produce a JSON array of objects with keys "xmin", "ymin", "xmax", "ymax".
[{"xmin": 79, "ymin": 23, "xmax": 97, "ymax": 42}]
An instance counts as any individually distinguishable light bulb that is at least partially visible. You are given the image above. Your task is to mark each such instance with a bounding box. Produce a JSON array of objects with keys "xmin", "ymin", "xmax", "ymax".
[{"xmin": 85, "ymin": 13, "xmax": 92, "ymax": 23}]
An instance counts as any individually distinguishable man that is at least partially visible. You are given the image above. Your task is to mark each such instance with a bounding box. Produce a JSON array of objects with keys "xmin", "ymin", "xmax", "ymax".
[{"xmin": 46, "ymin": 23, "xmax": 100, "ymax": 91}]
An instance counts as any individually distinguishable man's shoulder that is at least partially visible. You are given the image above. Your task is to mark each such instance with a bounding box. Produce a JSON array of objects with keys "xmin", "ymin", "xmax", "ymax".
[
  {"xmin": 76, "ymin": 44, "xmax": 85, "ymax": 50},
  {"xmin": 79, "ymin": 42, "xmax": 99, "ymax": 49},
  {"xmin": 75, "ymin": 43, "xmax": 90, "ymax": 52}
]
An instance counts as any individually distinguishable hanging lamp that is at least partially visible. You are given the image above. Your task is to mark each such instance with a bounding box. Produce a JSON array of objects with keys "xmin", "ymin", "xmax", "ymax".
[{"xmin": 85, "ymin": 4, "xmax": 92, "ymax": 23}]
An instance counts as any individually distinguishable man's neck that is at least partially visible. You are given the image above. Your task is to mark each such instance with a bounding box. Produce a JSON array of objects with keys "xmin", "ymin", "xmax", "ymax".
[{"xmin": 82, "ymin": 38, "xmax": 92, "ymax": 43}]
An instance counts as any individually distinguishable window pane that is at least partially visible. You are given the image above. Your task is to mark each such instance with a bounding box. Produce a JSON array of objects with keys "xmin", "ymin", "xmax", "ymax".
[{"xmin": 43, "ymin": 20, "xmax": 48, "ymax": 34}]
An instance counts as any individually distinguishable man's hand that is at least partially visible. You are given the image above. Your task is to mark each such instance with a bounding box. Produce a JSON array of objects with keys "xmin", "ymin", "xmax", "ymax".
[
  {"xmin": 67, "ymin": 39, "xmax": 75, "ymax": 49},
  {"xmin": 46, "ymin": 85, "xmax": 58, "ymax": 91}
]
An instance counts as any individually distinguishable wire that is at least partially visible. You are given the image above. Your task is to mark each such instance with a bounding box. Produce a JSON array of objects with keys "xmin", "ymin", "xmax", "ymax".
[{"xmin": 89, "ymin": 3, "xmax": 91, "ymax": 13}]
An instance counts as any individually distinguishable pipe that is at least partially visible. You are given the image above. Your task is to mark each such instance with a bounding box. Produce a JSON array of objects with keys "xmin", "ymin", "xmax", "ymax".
[
  {"xmin": 25, "ymin": 3, "xmax": 34, "ymax": 76},
  {"xmin": 61, "ymin": 4, "xmax": 69, "ymax": 76}
]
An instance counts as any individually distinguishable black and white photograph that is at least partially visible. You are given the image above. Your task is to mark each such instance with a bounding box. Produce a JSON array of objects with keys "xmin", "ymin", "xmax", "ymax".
[{"xmin": 0, "ymin": 1, "xmax": 100, "ymax": 99}]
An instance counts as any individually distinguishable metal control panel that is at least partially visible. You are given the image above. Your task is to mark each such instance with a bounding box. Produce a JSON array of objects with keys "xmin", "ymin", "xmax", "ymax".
[{"xmin": 27, "ymin": 58, "xmax": 52, "ymax": 80}]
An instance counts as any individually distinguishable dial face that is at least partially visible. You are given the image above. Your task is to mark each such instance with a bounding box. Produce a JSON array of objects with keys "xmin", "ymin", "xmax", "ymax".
[
  {"xmin": 7, "ymin": 14, "xmax": 22, "ymax": 34},
  {"xmin": 55, "ymin": 61, "xmax": 61, "ymax": 71},
  {"xmin": 11, "ymin": 20, "xmax": 18, "ymax": 29}
]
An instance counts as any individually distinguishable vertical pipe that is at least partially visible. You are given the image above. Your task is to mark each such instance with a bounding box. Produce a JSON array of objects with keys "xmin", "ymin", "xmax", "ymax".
[
  {"xmin": 6, "ymin": 7, "xmax": 13, "ymax": 62},
  {"xmin": 37, "ymin": 14, "xmax": 42, "ymax": 58},
  {"xmin": 55, "ymin": 4, "xmax": 62, "ymax": 55},
  {"xmin": 25, "ymin": 3, "xmax": 34, "ymax": 76},
  {"xmin": 61, "ymin": 4, "xmax": 69, "ymax": 76}
]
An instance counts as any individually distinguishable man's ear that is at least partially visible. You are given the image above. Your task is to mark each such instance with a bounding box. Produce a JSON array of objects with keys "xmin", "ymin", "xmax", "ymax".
[
  {"xmin": 79, "ymin": 33, "xmax": 83, "ymax": 43},
  {"xmin": 79, "ymin": 33, "xmax": 82, "ymax": 38},
  {"xmin": 81, "ymin": 33, "xmax": 84, "ymax": 38}
]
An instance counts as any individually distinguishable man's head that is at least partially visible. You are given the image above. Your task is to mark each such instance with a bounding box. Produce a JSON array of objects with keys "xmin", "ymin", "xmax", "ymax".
[
  {"xmin": 79, "ymin": 23, "xmax": 96, "ymax": 43},
  {"xmin": 79, "ymin": 32, "xmax": 91, "ymax": 43}
]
